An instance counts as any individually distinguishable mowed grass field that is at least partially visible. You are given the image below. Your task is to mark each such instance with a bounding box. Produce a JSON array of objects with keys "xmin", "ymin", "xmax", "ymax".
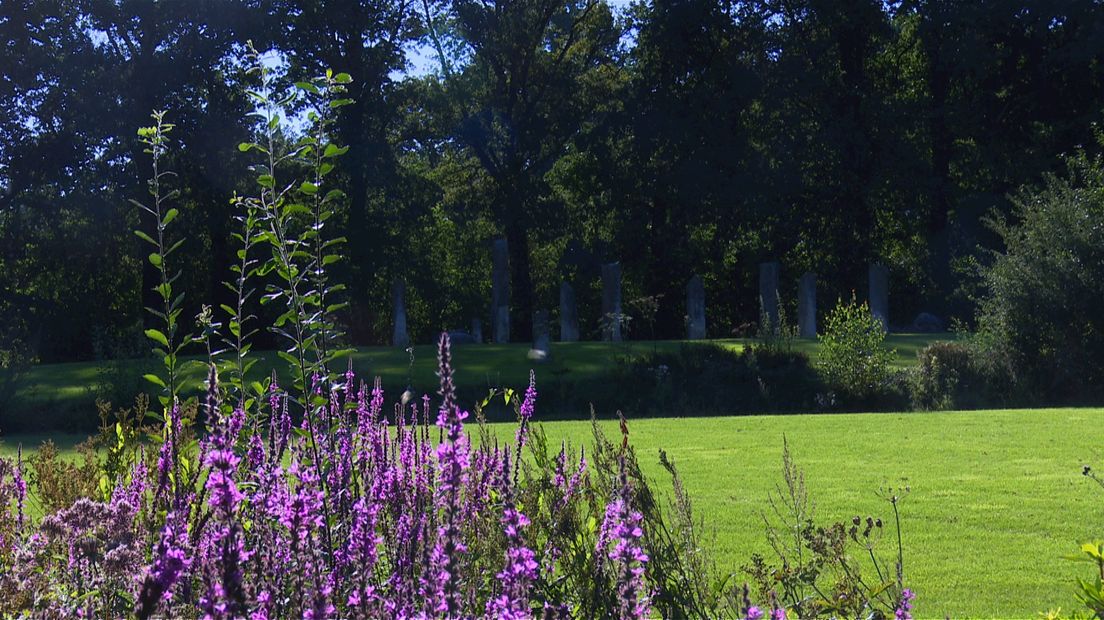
[
  {"xmin": 505, "ymin": 410, "xmax": 1104, "ymax": 618},
  {"xmin": 3, "ymin": 407, "xmax": 1101, "ymax": 617},
  {"xmin": 9, "ymin": 334, "xmax": 945, "ymax": 429}
]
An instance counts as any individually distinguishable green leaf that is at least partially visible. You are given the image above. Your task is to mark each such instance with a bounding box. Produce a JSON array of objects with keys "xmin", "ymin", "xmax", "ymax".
[
  {"xmin": 238, "ymin": 142, "xmax": 254, "ymax": 152},
  {"xmin": 329, "ymin": 98, "xmax": 354, "ymax": 109},
  {"xmin": 323, "ymin": 144, "xmax": 349, "ymax": 158},
  {"xmin": 161, "ymin": 208, "xmax": 179, "ymax": 227},
  {"xmin": 299, "ymin": 181, "xmax": 319, "ymax": 195},
  {"xmin": 322, "ymin": 254, "xmax": 341, "ymax": 266},
  {"xmin": 148, "ymin": 253, "xmax": 163, "ymax": 267},
  {"xmin": 144, "ymin": 329, "xmax": 169, "ymax": 348},
  {"xmin": 143, "ymin": 374, "xmax": 167, "ymax": 388},
  {"xmin": 277, "ymin": 350, "xmax": 300, "ymax": 369},
  {"xmin": 165, "ymin": 238, "xmax": 185, "ymax": 256},
  {"xmin": 295, "ymin": 81, "xmax": 321, "ymax": 95},
  {"xmin": 334, "ymin": 72, "xmax": 353, "ymax": 84},
  {"xmin": 134, "ymin": 230, "xmax": 157, "ymax": 246},
  {"xmin": 258, "ymin": 175, "xmax": 275, "ymax": 188}
]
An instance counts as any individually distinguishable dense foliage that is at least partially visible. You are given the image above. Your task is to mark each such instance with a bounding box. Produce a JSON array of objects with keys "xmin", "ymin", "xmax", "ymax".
[
  {"xmin": 910, "ymin": 341, "xmax": 984, "ymax": 411},
  {"xmin": 4, "ymin": 0, "xmax": 1104, "ymax": 362},
  {"xmin": 818, "ymin": 298, "xmax": 897, "ymax": 406},
  {"xmin": 971, "ymin": 148, "xmax": 1104, "ymax": 404}
]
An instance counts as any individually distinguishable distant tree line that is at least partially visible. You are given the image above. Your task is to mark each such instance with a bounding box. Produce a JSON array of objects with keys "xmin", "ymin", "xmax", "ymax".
[{"xmin": 3, "ymin": 0, "xmax": 1103, "ymax": 362}]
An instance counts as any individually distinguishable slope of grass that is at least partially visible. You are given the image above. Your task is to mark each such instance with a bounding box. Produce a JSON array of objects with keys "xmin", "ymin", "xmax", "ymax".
[
  {"xmin": 8, "ymin": 334, "xmax": 947, "ymax": 430},
  {"xmin": 2, "ymin": 406, "xmax": 1098, "ymax": 617}
]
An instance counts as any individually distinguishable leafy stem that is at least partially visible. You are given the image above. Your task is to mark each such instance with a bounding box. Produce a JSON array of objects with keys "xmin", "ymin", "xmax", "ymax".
[{"xmin": 132, "ymin": 110, "xmax": 185, "ymax": 413}]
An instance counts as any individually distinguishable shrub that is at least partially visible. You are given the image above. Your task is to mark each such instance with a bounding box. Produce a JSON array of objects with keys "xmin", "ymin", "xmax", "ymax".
[
  {"xmin": 818, "ymin": 296, "xmax": 896, "ymax": 406},
  {"xmin": 0, "ymin": 325, "xmax": 35, "ymax": 423},
  {"xmin": 972, "ymin": 147, "xmax": 1104, "ymax": 403},
  {"xmin": 910, "ymin": 341, "xmax": 987, "ymax": 410},
  {"xmin": 599, "ymin": 343, "xmax": 821, "ymax": 416}
]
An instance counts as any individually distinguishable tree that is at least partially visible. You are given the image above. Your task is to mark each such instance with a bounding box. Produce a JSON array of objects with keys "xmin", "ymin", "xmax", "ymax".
[{"xmin": 430, "ymin": 0, "xmax": 621, "ymax": 339}]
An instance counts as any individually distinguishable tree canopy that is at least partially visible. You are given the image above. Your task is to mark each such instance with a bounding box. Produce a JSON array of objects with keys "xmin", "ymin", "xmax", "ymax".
[{"xmin": 3, "ymin": 0, "xmax": 1103, "ymax": 361}]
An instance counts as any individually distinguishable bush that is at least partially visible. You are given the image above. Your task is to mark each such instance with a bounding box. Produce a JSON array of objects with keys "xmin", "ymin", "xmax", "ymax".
[
  {"xmin": 0, "ymin": 325, "xmax": 35, "ymax": 423},
  {"xmin": 972, "ymin": 148, "xmax": 1104, "ymax": 403},
  {"xmin": 597, "ymin": 343, "xmax": 822, "ymax": 416},
  {"xmin": 910, "ymin": 341, "xmax": 986, "ymax": 410},
  {"xmin": 818, "ymin": 297, "xmax": 896, "ymax": 406}
]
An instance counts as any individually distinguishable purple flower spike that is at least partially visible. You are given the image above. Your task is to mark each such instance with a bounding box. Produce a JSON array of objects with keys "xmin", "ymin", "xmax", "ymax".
[
  {"xmin": 14, "ymin": 444, "xmax": 26, "ymax": 531},
  {"xmin": 515, "ymin": 370, "xmax": 537, "ymax": 449},
  {"xmin": 895, "ymin": 588, "xmax": 915, "ymax": 620},
  {"xmin": 135, "ymin": 511, "xmax": 192, "ymax": 620}
]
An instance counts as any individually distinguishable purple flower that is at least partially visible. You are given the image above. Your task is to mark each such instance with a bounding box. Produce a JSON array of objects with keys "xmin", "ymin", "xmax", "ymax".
[
  {"xmin": 515, "ymin": 369, "xmax": 537, "ymax": 449},
  {"xmin": 896, "ymin": 588, "xmax": 915, "ymax": 620},
  {"xmin": 745, "ymin": 607, "xmax": 764, "ymax": 620},
  {"xmin": 598, "ymin": 456, "xmax": 651, "ymax": 619},
  {"xmin": 486, "ymin": 452, "xmax": 538, "ymax": 619},
  {"xmin": 14, "ymin": 444, "xmax": 26, "ymax": 531},
  {"xmin": 205, "ymin": 449, "xmax": 244, "ymax": 515},
  {"xmin": 135, "ymin": 511, "xmax": 192, "ymax": 619},
  {"xmin": 427, "ymin": 333, "xmax": 471, "ymax": 616}
]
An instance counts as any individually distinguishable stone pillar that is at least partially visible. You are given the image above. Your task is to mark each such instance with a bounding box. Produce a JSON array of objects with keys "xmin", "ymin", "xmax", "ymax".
[
  {"xmin": 559, "ymin": 281, "xmax": 579, "ymax": 342},
  {"xmin": 601, "ymin": 262, "xmax": 622, "ymax": 341},
  {"xmin": 686, "ymin": 275, "xmax": 706, "ymax": 339},
  {"xmin": 491, "ymin": 237, "xmax": 510, "ymax": 343},
  {"xmin": 798, "ymin": 272, "xmax": 816, "ymax": 338},
  {"xmin": 759, "ymin": 261, "xmax": 780, "ymax": 332},
  {"xmin": 392, "ymin": 278, "xmax": 409, "ymax": 348},
  {"xmin": 869, "ymin": 263, "xmax": 889, "ymax": 331},
  {"xmin": 532, "ymin": 310, "xmax": 551, "ymax": 359},
  {"xmin": 471, "ymin": 318, "xmax": 483, "ymax": 344}
]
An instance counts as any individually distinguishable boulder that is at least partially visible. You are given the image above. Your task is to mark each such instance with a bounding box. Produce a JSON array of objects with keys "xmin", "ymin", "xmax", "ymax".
[
  {"xmin": 911, "ymin": 312, "xmax": 945, "ymax": 333},
  {"xmin": 446, "ymin": 330, "xmax": 477, "ymax": 345}
]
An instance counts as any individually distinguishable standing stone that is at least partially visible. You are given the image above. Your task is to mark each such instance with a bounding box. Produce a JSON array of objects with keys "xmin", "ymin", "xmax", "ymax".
[
  {"xmin": 869, "ymin": 263, "xmax": 889, "ymax": 331},
  {"xmin": 532, "ymin": 310, "xmax": 551, "ymax": 359},
  {"xmin": 559, "ymin": 281, "xmax": 579, "ymax": 342},
  {"xmin": 471, "ymin": 318, "xmax": 483, "ymax": 344},
  {"xmin": 798, "ymin": 272, "xmax": 817, "ymax": 338},
  {"xmin": 686, "ymin": 275, "xmax": 706, "ymax": 340},
  {"xmin": 391, "ymin": 278, "xmax": 409, "ymax": 348},
  {"xmin": 491, "ymin": 238, "xmax": 510, "ymax": 343},
  {"xmin": 759, "ymin": 261, "xmax": 781, "ymax": 332},
  {"xmin": 601, "ymin": 262, "xmax": 623, "ymax": 341}
]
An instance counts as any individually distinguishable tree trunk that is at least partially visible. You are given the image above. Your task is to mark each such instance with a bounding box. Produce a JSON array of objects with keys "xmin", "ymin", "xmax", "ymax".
[{"xmin": 505, "ymin": 217, "xmax": 533, "ymax": 342}]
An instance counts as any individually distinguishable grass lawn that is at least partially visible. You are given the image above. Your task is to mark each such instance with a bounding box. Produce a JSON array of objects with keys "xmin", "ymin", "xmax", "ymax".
[
  {"xmin": 8, "ymin": 334, "xmax": 947, "ymax": 429},
  {"xmin": 488, "ymin": 409, "xmax": 1100, "ymax": 618},
  {"xmin": 2, "ymin": 406, "xmax": 1099, "ymax": 617}
]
